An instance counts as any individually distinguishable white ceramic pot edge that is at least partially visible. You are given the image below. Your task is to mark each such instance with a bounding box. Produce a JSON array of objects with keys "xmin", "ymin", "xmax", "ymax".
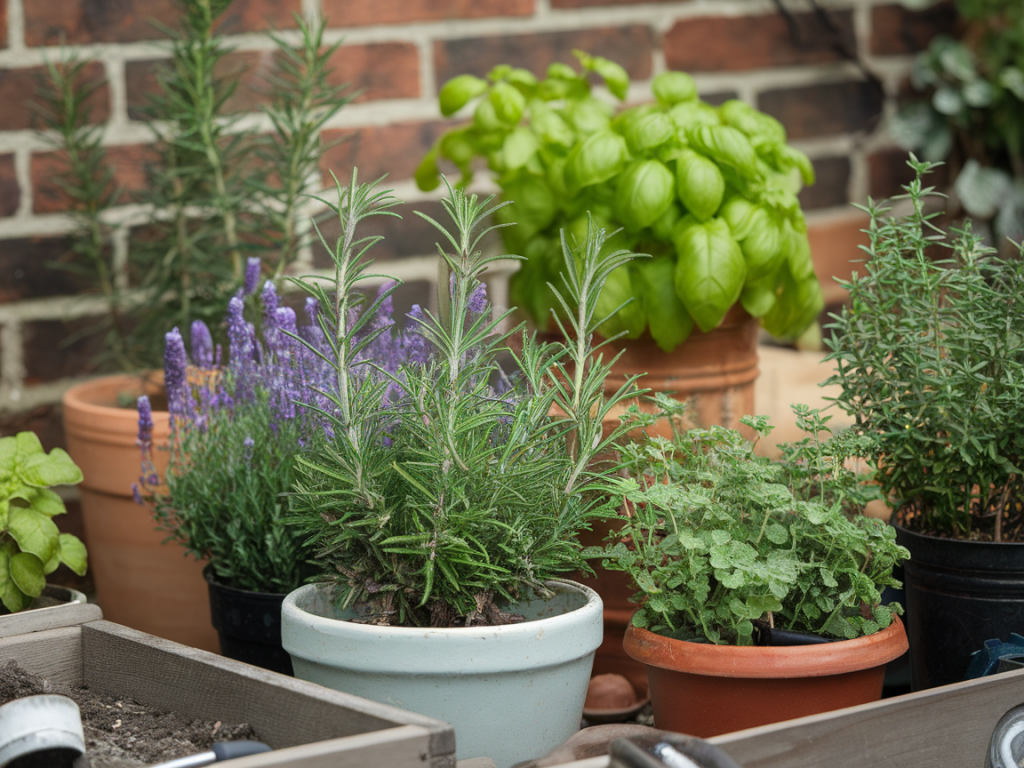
[{"xmin": 281, "ymin": 578, "xmax": 604, "ymax": 674}]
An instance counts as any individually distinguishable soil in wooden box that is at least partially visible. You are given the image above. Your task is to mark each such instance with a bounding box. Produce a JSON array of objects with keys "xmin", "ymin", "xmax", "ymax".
[{"xmin": 0, "ymin": 661, "xmax": 259, "ymax": 767}]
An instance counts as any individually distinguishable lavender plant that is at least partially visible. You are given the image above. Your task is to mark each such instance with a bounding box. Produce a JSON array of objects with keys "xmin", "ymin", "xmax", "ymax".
[
  {"xmin": 132, "ymin": 259, "xmax": 428, "ymax": 593},
  {"xmin": 287, "ymin": 170, "xmax": 645, "ymax": 627},
  {"xmin": 591, "ymin": 397, "xmax": 907, "ymax": 645},
  {"xmin": 825, "ymin": 156, "xmax": 1024, "ymax": 541}
]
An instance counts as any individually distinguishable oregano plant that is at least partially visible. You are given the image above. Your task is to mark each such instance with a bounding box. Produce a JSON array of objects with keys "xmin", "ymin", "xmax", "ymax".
[
  {"xmin": 590, "ymin": 397, "xmax": 907, "ymax": 645},
  {"xmin": 287, "ymin": 170, "xmax": 645, "ymax": 627}
]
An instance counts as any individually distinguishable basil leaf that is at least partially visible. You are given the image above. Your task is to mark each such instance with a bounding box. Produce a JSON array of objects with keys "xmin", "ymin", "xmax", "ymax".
[
  {"xmin": 650, "ymin": 202, "xmax": 682, "ymax": 242},
  {"xmin": 676, "ymin": 149, "xmax": 725, "ymax": 222},
  {"xmin": 567, "ymin": 97, "xmax": 613, "ymax": 135},
  {"xmin": 720, "ymin": 196, "xmax": 759, "ymax": 241},
  {"xmin": 740, "ymin": 272, "xmax": 779, "ymax": 318},
  {"xmin": 501, "ymin": 128, "xmax": 539, "ymax": 170},
  {"xmin": 489, "ymin": 82, "xmax": 526, "ymax": 124},
  {"xmin": 615, "ymin": 159, "xmax": 675, "ymax": 230},
  {"xmin": 674, "ymin": 218, "xmax": 746, "ymax": 332},
  {"xmin": 497, "ymin": 174, "xmax": 556, "ymax": 240},
  {"xmin": 9, "ymin": 552, "xmax": 44, "ymax": 599},
  {"xmin": 689, "ymin": 124, "xmax": 759, "ymax": 179},
  {"xmin": 785, "ymin": 220, "xmax": 816, "ymax": 281},
  {"xmin": 624, "ymin": 112, "xmax": 674, "ymax": 154},
  {"xmin": 718, "ymin": 99, "xmax": 786, "ymax": 144},
  {"xmin": 653, "ymin": 72, "xmax": 697, "ymax": 106},
  {"xmin": 58, "ymin": 533, "xmax": 88, "ymax": 577},
  {"xmin": 473, "ymin": 98, "xmax": 505, "ymax": 131},
  {"xmin": 635, "ymin": 256, "xmax": 694, "ymax": 351},
  {"xmin": 668, "ymin": 102, "xmax": 721, "ymax": 132},
  {"xmin": 439, "ymin": 74, "xmax": 488, "ymax": 117},
  {"xmin": 566, "ymin": 130, "xmax": 628, "ymax": 193},
  {"xmin": 762, "ymin": 263, "xmax": 824, "ymax": 340},
  {"xmin": 439, "ymin": 129, "xmax": 476, "ymax": 172},
  {"xmin": 595, "ymin": 265, "xmax": 646, "ymax": 339},
  {"xmin": 574, "ymin": 50, "xmax": 630, "ymax": 100},
  {"xmin": 532, "ymin": 106, "xmax": 574, "ymax": 147},
  {"xmin": 741, "ymin": 207, "xmax": 784, "ymax": 280}
]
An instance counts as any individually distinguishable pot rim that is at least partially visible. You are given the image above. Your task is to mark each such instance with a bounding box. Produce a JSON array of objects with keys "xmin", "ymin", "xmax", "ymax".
[
  {"xmin": 623, "ymin": 615, "xmax": 907, "ymax": 679},
  {"xmin": 62, "ymin": 373, "xmax": 169, "ymax": 440},
  {"xmin": 203, "ymin": 563, "xmax": 288, "ymax": 600}
]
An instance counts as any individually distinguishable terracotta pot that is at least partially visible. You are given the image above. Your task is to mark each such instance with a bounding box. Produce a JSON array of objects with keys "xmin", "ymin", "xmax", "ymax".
[
  {"xmin": 62, "ymin": 374, "xmax": 218, "ymax": 652},
  {"xmin": 623, "ymin": 617, "xmax": 908, "ymax": 737}
]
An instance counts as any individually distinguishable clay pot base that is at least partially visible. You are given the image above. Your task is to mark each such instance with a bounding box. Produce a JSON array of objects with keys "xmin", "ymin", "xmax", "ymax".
[{"xmin": 583, "ymin": 673, "xmax": 651, "ymax": 724}]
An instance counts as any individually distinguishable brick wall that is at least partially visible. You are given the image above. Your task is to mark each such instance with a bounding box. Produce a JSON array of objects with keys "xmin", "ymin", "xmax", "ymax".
[{"xmin": 0, "ymin": 0, "xmax": 956, "ymax": 443}]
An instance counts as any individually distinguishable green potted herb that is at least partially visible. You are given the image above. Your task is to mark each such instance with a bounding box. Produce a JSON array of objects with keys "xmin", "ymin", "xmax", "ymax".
[
  {"xmin": 418, "ymin": 52, "xmax": 823, "ymax": 428},
  {"xmin": 825, "ymin": 156, "xmax": 1024, "ymax": 690},
  {"xmin": 280, "ymin": 171, "xmax": 643, "ymax": 768},
  {"xmin": 889, "ymin": 0, "xmax": 1024, "ymax": 247},
  {"xmin": 0, "ymin": 433, "xmax": 88, "ymax": 614},
  {"xmin": 593, "ymin": 399, "xmax": 908, "ymax": 737}
]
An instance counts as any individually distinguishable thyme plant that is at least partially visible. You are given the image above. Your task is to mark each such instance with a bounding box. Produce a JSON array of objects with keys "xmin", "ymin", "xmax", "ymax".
[
  {"xmin": 592, "ymin": 397, "xmax": 907, "ymax": 645},
  {"xmin": 288, "ymin": 171, "xmax": 644, "ymax": 627},
  {"xmin": 825, "ymin": 157, "xmax": 1024, "ymax": 541}
]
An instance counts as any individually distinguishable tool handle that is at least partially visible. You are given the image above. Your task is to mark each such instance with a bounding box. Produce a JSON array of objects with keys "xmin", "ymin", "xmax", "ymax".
[{"xmin": 211, "ymin": 741, "xmax": 272, "ymax": 761}]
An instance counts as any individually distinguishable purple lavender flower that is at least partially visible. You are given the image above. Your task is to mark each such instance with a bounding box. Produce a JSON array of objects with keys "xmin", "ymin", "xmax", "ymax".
[
  {"xmin": 227, "ymin": 297, "xmax": 256, "ymax": 403},
  {"xmin": 136, "ymin": 395, "xmax": 154, "ymax": 448},
  {"xmin": 243, "ymin": 257, "xmax": 262, "ymax": 296},
  {"xmin": 468, "ymin": 281, "xmax": 488, "ymax": 315},
  {"xmin": 262, "ymin": 281, "xmax": 279, "ymax": 335},
  {"xmin": 164, "ymin": 328, "xmax": 194, "ymax": 423},
  {"xmin": 132, "ymin": 483, "xmax": 143, "ymax": 505},
  {"xmin": 305, "ymin": 297, "xmax": 319, "ymax": 326},
  {"xmin": 404, "ymin": 305, "xmax": 431, "ymax": 365},
  {"xmin": 190, "ymin": 320, "xmax": 214, "ymax": 369},
  {"xmin": 135, "ymin": 394, "xmax": 158, "ymax": 504}
]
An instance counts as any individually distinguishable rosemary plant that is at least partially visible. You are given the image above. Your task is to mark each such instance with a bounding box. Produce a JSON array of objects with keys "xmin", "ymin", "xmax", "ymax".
[
  {"xmin": 825, "ymin": 156, "xmax": 1024, "ymax": 541},
  {"xmin": 592, "ymin": 397, "xmax": 907, "ymax": 645},
  {"xmin": 287, "ymin": 171, "xmax": 644, "ymax": 627},
  {"xmin": 35, "ymin": 53, "xmax": 132, "ymax": 369}
]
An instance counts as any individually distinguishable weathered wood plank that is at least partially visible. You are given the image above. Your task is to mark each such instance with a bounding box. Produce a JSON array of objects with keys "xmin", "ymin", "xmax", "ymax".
[
  {"xmin": 223, "ymin": 725, "xmax": 432, "ymax": 768},
  {"xmin": 0, "ymin": 602, "xmax": 102, "ymax": 639},
  {"xmin": 710, "ymin": 668, "xmax": 1024, "ymax": 768},
  {"xmin": 0, "ymin": 626, "xmax": 83, "ymax": 685},
  {"xmin": 80, "ymin": 620, "xmax": 455, "ymax": 760}
]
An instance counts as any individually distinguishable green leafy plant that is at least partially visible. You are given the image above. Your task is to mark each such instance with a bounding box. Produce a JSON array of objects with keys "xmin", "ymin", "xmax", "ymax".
[
  {"xmin": 890, "ymin": 0, "xmax": 1024, "ymax": 244},
  {"xmin": 287, "ymin": 170, "xmax": 644, "ymax": 627},
  {"xmin": 825, "ymin": 156, "xmax": 1024, "ymax": 541},
  {"xmin": 418, "ymin": 52, "xmax": 823, "ymax": 350},
  {"xmin": 590, "ymin": 397, "xmax": 906, "ymax": 645},
  {"xmin": 36, "ymin": 5, "xmax": 351, "ymax": 370},
  {"xmin": 0, "ymin": 433, "xmax": 88, "ymax": 612}
]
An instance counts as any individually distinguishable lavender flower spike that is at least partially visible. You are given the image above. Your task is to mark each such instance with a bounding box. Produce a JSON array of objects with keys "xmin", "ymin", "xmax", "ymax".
[
  {"xmin": 136, "ymin": 395, "xmax": 154, "ymax": 448},
  {"xmin": 243, "ymin": 257, "xmax": 262, "ymax": 296},
  {"xmin": 190, "ymin": 320, "xmax": 214, "ymax": 370},
  {"xmin": 262, "ymin": 280, "xmax": 279, "ymax": 334},
  {"xmin": 468, "ymin": 281, "xmax": 488, "ymax": 315},
  {"xmin": 164, "ymin": 327, "xmax": 194, "ymax": 422}
]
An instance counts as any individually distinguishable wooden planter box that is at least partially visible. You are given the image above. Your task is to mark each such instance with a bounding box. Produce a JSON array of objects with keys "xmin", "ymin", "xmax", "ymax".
[
  {"xmin": 0, "ymin": 586, "xmax": 102, "ymax": 639},
  {"xmin": 544, "ymin": 667, "xmax": 1024, "ymax": 768},
  {"xmin": 0, "ymin": 619, "xmax": 456, "ymax": 767}
]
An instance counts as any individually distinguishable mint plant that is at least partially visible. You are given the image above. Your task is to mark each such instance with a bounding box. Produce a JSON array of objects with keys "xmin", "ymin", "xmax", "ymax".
[
  {"xmin": 825, "ymin": 156, "xmax": 1024, "ymax": 541},
  {"xmin": 590, "ymin": 398, "xmax": 906, "ymax": 645},
  {"xmin": 418, "ymin": 52, "xmax": 823, "ymax": 349},
  {"xmin": 0, "ymin": 433, "xmax": 88, "ymax": 612},
  {"xmin": 287, "ymin": 171, "xmax": 644, "ymax": 627}
]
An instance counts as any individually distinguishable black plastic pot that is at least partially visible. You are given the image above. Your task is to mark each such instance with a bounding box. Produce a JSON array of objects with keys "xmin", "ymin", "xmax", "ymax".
[
  {"xmin": 204, "ymin": 566, "xmax": 293, "ymax": 676},
  {"xmin": 896, "ymin": 524, "xmax": 1024, "ymax": 691}
]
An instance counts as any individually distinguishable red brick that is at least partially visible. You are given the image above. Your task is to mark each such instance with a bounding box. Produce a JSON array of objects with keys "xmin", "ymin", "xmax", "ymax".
[
  {"xmin": 435, "ymin": 26, "xmax": 653, "ymax": 87},
  {"xmin": 321, "ymin": 0, "xmax": 533, "ymax": 28},
  {"xmin": 868, "ymin": 147, "xmax": 951, "ymax": 201},
  {"xmin": 0, "ymin": 237, "xmax": 91, "ymax": 303},
  {"xmin": 328, "ymin": 42, "xmax": 420, "ymax": 104},
  {"xmin": 797, "ymin": 156, "xmax": 850, "ymax": 211},
  {"xmin": 126, "ymin": 52, "xmax": 270, "ymax": 119},
  {"xmin": 664, "ymin": 12, "xmax": 854, "ymax": 73},
  {"xmin": 32, "ymin": 144, "xmax": 157, "ymax": 214},
  {"xmin": 872, "ymin": 2, "xmax": 958, "ymax": 56},
  {"xmin": 553, "ymin": 0, "xmax": 677, "ymax": 5},
  {"xmin": 320, "ymin": 120, "xmax": 448, "ymax": 189},
  {"xmin": 0, "ymin": 404, "xmax": 67, "ymax": 452},
  {"xmin": 0, "ymin": 154, "xmax": 18, "ymax": 217},
  {"xmin": 0, "ymin": 62, "xmax": 109, "ymax": 131},
  {"xmin": 0, "ymin": 0, "xmax": 7, "ymax": 48},
  {"xmin": 757, "ymin": 81, "xmax": 884, "ymax": 140},
  {"xmin": 24, "ymin": 0, "xmax": 299, "ymax": 46},
  {"xmin": 23, "ymin": 316, "xmax": 107, "ymax": 385}
]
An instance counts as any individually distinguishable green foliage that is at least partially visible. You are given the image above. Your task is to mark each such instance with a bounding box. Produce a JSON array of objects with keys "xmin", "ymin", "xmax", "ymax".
[
  {"xmin": 589, "ymin": 399, "xmax": 906, "ymax": 645},
  {"xmin": 36, "ymin": 6, "xmax": 351, "ymax": 370},
  {"xmin": 287, "ymin": 171, "xmax": 644, "ymax": 627},
  {"xmin": 420, "ymin": 55, "xmax": 823, "ymax": 349},
  {"xmin": 825, "ymin": 157, "xmax": 1024, "ymax": 540},
  {"xmin": 0, "ymin": 433, "xmax": 87, "ymax": 612},
  {"xmin": 890, "ymin": 1, "xmax": 1024, "ymax": 243},
  {"xmin": 153, "ymin": 388, "xmax": 314, "ymax": 594}
]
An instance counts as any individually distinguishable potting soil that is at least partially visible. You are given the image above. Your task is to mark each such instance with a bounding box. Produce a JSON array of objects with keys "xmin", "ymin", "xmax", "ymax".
[{"xmin": 0, "ymin": 661, "xmax": 259, "ymax": 767}]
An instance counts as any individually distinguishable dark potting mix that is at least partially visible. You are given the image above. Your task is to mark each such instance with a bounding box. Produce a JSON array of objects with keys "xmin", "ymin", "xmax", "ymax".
[{"xmin": 0, "ymin": 661, "xmax": 259, "ymax": 767}]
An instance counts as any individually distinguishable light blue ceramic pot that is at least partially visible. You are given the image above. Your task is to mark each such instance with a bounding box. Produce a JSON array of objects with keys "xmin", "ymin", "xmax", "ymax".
[{"xmin": 281, "ymin": 579, "xmax": 603, "ymax": 768}]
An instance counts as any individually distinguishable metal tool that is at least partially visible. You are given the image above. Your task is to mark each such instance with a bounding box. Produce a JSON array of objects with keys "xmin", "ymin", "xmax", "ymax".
[
  {"xmin": 0, "ymin": 694, "xmax": 85, "ymax": 768},
  {"xmin": 151, "ymin": 741, "xmax": 272, "ymax": 768}
]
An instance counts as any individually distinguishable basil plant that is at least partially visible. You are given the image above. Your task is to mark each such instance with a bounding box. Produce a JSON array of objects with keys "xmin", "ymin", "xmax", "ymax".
[
  {"xmin": 0, "ymin": 433, "xmax": 88, "ymax": 611},
  {"xmin": 418, "ymin": 51, "xmax": 824, "ymax": 351}
]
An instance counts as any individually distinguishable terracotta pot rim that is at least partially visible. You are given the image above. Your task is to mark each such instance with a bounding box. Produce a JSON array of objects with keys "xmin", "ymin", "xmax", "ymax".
[
  {"xmin": 623, "ymin": 616, "xmax": 907, "ymax": 679},
  {"xmin": 63, "ymin": 373, "xmax": 165, "ymax": 415}
]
